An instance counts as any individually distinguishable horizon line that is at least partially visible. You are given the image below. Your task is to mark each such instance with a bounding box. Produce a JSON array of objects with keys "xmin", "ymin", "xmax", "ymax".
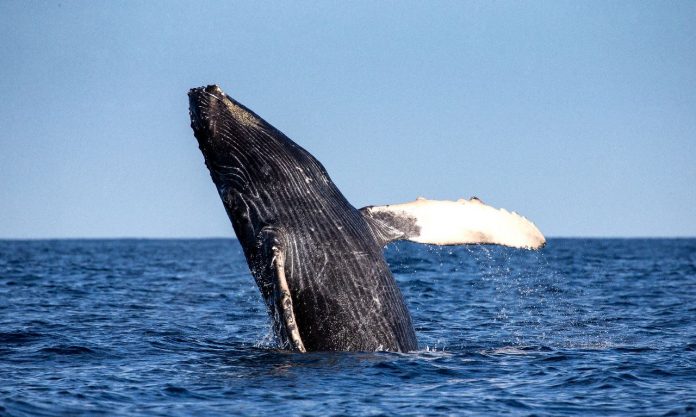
[{"xmin": 1, "ymin": 236, "xmax": 695, "ymax": 241}]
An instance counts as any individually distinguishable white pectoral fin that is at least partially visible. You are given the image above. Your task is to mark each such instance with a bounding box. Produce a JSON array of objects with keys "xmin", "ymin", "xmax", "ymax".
[{"xmin": 362, "ymin": 197, "xmax": 545, "ymax": 249}]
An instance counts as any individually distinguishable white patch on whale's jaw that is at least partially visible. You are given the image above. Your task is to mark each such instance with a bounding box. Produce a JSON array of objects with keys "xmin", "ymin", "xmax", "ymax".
[{"xmin": 366, "ymin": 197, "xmax": 546, "ymax": 249}]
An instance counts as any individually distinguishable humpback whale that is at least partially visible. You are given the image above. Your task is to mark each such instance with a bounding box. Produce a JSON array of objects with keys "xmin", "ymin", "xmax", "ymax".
[{"xmin": 188, "ymin": 85, "xmax": 545, "ymax": 352}]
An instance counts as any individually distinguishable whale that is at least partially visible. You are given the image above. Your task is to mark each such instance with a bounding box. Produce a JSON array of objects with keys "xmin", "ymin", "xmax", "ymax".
[{"xmin": 188, "ymin": 85, "xmax": 545, "ymax": 352}]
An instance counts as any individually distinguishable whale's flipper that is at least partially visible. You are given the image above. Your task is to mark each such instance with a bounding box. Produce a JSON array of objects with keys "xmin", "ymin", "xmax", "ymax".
[
  {"xmin": 252, "ymin": 228, "xmax": 306, "ymax": 352},
  {"xmin": 271, "ymin": 245, "xmax": 306, "ymax": 352},
  {"xmin": 361, "ymin": 197, "xmax": 545, "ymax": 249}
]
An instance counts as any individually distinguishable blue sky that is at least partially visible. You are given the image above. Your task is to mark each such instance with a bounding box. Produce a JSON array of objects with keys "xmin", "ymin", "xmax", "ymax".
[{"xmin": 1, "ymin": 1, "xmax": 694, "ymax": 238}]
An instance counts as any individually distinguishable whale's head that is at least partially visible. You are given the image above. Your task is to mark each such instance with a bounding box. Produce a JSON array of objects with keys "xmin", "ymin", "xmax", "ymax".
[
  {"xmin": 188, "ymin": 85, "xmax": 266, "ymax": 178},
  {"xmin": 188, "ymin": 85, "xmax": 275, "ymax": 245},
  {"xmin": 188, "ymin": 85, "xmax": 338, "ymax": 246}
]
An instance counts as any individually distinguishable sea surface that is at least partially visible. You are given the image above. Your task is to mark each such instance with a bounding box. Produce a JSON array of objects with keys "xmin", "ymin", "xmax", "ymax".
[{"xmin": 0, "ymin": 239, "xmax": 694, "ymax": 416}]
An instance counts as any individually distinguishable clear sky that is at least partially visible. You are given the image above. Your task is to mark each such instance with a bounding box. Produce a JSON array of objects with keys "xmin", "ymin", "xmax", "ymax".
[{"xmin": 1, "ymin": 1, "xmax": 694, "ymax": 238}]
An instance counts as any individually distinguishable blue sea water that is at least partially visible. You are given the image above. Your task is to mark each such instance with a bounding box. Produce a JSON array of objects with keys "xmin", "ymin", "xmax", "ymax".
[{"xmin": 0, "ymin": 238, "xmax": 694, "ymax": 416}]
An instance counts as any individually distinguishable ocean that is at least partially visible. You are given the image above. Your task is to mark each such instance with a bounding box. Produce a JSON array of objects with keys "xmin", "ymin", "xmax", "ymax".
[{"xmin": 0, "ymin": 239, "xmax": 694, "ymax": 416}]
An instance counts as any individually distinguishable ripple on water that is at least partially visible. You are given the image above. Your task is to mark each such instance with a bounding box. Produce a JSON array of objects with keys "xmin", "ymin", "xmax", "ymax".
[
  {"xmin": 0, "ymin": 331, "xmax": 45, "ymax": 344},
  {"xmin": 38, "ymin": 345, "xmax": 96, "ymax": 355}
]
